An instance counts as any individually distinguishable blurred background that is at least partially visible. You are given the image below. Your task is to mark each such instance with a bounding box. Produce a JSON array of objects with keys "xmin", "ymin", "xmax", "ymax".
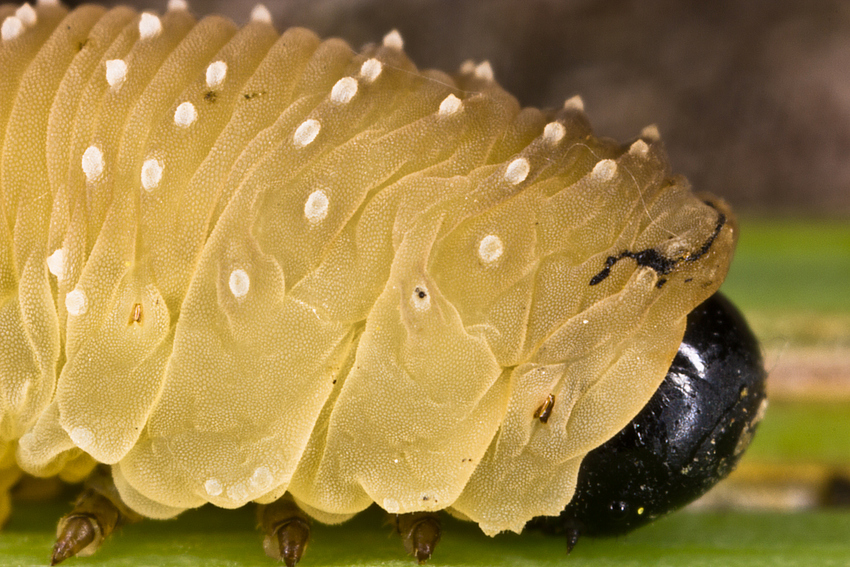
[{"xmin": 19, "ymin": 0, "xmax": 850, "ymax": 552}]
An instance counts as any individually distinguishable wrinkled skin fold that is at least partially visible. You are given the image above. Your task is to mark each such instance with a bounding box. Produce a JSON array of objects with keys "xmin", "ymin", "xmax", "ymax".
[{"xmin": 0, "ymin": 2, "xmax": 736, "ymax": 536}]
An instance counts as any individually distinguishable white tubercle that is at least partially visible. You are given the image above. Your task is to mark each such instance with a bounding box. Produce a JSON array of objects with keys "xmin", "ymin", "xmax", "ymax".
[
  {"xmin": 174, "ymin": 102, "xmax": 197, "ymax": 127},
  {"xmin": 473, "ymin": 61, "xmax": 494, "ymax": 81},
  {"xmin": 504, "ymin": 157, "xmax": 530, "ymax": 185},
  {"xmin": 478, "ymin": 235, "xmax": 504, "ymax": 264},
  {"xmin": 250, "ymin": 4, "xmax": 272, "ymax": 24},
  {"xmin": 629, "ymin": 139, "xmax": 650, "ymax": 156},
  {"xmin": 360, "ymin": 58, "xmax": 382, "ymax": 83},
  {"xmin": 167, "ymin": 0, "xmax": 188, "ymax": 11},
  {"xmin": 206, "ymin": 61, "xmax": 227, "ymax": 89},
  {"xmin": 293, "ymin": 119, "xmax": 320, "ymax": 147},
  {"xmin": 304, "ymin": 190, "xmax": 329, "ymax": 224},
  {"xmin": 591, "ymin": 159, "xmax": 617, "ymax": 182},
  {"xmin": 138, "ymin": 13, "xmax": 162, "ymax": 39},
  {"xmin": 204, "ymin": 478, "xmax": 223, "ymax": 496},
  {"xmin": 81, "ymin": 146, "xmax": 105, "ymax": 182},
  {"xmin": 105, "ymin": 59, "xmax": 128, "ymax": 89},
  {"xmin": 229, "ymin": 269, "xmax": 250, "ymax": 299},
  {"xmin": 69, "ymin": 426, "xmax": 94, "ymax": 449},
  {"xmin": 439, "ymin": 94, "xmax": 463, "ymax": 116},
  {"xmin": 330, "ymin": 77, "xmax": 358, "ymax": 104},
  {"xmin": 543, "ymin": 122, "xmax": 566, "ymax": 144},
  {"xmin": 459, "ymin": 59, "xmax": 476, "ymax": 74},
  {"xmin": 1, "ymin": 17, "xmax": 24, "ymax": 41},
  {"xmin": 15, "ymin": 4, "xmax": 36, "ymax": 26},
  {"xmin": 249, "ymin": 466, "xmax": 273, "ymax": 491},
  {"xmin": 141, "ymin": 158, "xmax": 164, "ymax": 191},
  {"xmin": 66, "ymin": 288, "xmax": 88, "ymax": 316},
  {"xmin": 563, "ymin": 95, "xmax": 584, "ymax": 111},
  {"xmin": 382, "ymin": 29, "xmax": 403, "ymax": 50},
  {"xmin": 640, "ymin": 124, "xmax": 661, "ymax": 142},
  {"xmin": 46, "ymin": 249, "xmax": 66, "ymax": 280}
]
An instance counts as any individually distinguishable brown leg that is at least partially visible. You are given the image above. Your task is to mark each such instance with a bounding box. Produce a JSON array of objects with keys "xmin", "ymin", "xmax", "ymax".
[
  {"xmin": 51, "ymin": 466, "xmax": 141, "ymax": 565},
  {"xmin": 394, "ymin": 512, "xmax": 442, "ymax": 564},
  {"xmin": 259, "ymin": 495, "xmax": 311, "ymax": 567}
]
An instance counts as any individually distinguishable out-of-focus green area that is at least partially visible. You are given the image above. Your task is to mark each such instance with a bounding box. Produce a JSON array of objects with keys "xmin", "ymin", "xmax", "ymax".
[{"xmin": 721, "ymin": 218, "xmax": 850, "ymax": 347}]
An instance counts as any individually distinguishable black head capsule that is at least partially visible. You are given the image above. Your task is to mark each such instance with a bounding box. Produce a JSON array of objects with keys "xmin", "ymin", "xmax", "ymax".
[{"xmin": 530, "ymin": 292, "xmax": 767, "ymax": 542}]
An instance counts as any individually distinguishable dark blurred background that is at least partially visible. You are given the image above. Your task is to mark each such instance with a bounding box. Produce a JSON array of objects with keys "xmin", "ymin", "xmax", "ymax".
[{"xmin": 70, "ymin": 0, "xmax": 850, "ymax": 215}]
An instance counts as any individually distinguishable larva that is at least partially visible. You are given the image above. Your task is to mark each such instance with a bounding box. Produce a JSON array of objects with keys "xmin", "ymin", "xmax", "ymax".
[{"xmin": 0, "ymin": 1, "xmax": 765, "ymax": 564}]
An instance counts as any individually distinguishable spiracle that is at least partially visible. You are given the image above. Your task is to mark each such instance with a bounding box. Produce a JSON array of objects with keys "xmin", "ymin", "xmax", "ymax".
[{"xmin": 0, "ymin": 0, "xmax": 741, "ymax": 562}]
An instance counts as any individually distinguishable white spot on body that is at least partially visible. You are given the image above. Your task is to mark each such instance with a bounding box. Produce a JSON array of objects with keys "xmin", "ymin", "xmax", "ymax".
[
  {"xmin": 438, "ymin": 94, "xmax": 463, "ymax": 116},
  {"xmin": 293, "ymin": 119, "xmax": 320, "ymax": 147},
  {"xmin": 174, "ymin": 102, "xmax": 197, "ymax": 127},
  {"xmin": 504, "ymin": 157, "xmax": 530, "ymax": 185},
  {"xmin": 383, "ymin": 498, "xmax": 400, "ymax": 514},
  {"xmin": 360, "ymin": 58, "xmax": 382, "ymax": 83},
  {"xmin": 629, "ymin": 139, "xmax": 650, "ymax": 156},
  {"xmin": 459, "ymin": 59, "xmax": 476, "ymax": 74},
  {"xmin": 249, "ymin": 466, "xmax": 273, "ymax": 491},
  {"xmin": 591, "ymin": 159, "xmax": 617, "ymax": 182},
  {"xmin": 138, "ymin": 13, "xmax": 162, "ymax": 39},
  {"xmin": 250, "ymin": 4, "xmax": 272, "ymax": 24},
  {"xmin": 204, "ymin": 478, "xmax": 223, "ymax": 496},
  {"xmin": 15, "ymin": 4, "xmax": 36, "ymax": 27},
  {"xmin": 66, "ymin": 288, "xmax": 88, "ymax": 316},
  {"xmin": 69, "ymin": 427, "xmax": 94, "ymax": 448},
  {"xmin": 382, "ymin": 29, "xmax": 403, "ymax": 50},
  {"xmin": 141, "ymin": 158, "xmax": 164, "ymax": 191},
  {"xmin": 641, "ymin": 124, "xmax": 661, "ymax": 142},
  {"xmin": 410, "ymin": 286, "xmax": 431, "ymax": 312},
  {"xmin": 229, "ymin": 269, "xmax": 250, "ymax": 299},
  {"xmin": 46, "ymin": 249, "xmax": 66, "ymax": 280},
  {"xmin": 543, "ymin": 122, "xmax": 566, "ymax": 144},
  {"xmin": 81, "ymin": 145, "xmax": 105, "ymax": 182},
  {"xmin": 105, "ymin": 59, "xmax": 128, "ymax": 89},
  {"xmin": 478, "ymin": 235, "xmax": 504, "ymax": 264},
  {"xmin": 167, "ymin": 0, "xmax": 188, "ymax": 11},
  {"xmin": 37, "ymin": 0, "xmax": 58, "ymax": 6},
  {"xmin": 2, "ymin": 17, "xmax": 24, "ymax": 41},
  {"xmin": 304, "ymin": 190, "xmax": 329, "ymax": 224},
  {"xmin": 227, "ymin": 483, "xmax": 248, "ymax": 501},
  {"xmin": 206, "ymin": 61, "xmax": 227, "ymax": 89},
  {"xmin": 330, "ymin": 77, "xmax": 357, "ymax": 104},
  {"xmin": 473, "ymin": 61, "xmax": 494, "ymax": 81},
  {"xmin": 563, "ymin": 95, "xmax": 584, "ymax": 111}
]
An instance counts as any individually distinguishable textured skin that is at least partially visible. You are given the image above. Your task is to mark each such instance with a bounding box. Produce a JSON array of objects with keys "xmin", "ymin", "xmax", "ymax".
[{"xmin": 0, "ymin": 2, "xmax": 736, "ymax": 536}]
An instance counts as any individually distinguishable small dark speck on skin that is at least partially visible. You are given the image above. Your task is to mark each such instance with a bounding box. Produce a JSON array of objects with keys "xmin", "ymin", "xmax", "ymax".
[
  {"xmin": 243, "ymin": 91, "xmax": 266, "ymax": 100},
  {"xmin": 204, "ymin": 91, "xmax": 217, "ymax": 103},
  {"xmin": 415, "ymin": 287, "xmax": 427, "ymax": 299}
]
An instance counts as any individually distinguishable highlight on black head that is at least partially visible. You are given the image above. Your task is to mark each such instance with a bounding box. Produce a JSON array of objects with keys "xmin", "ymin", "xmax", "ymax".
[{"xmin": 530, "ymin": 292, "xmax": 767, "ymax": 542}]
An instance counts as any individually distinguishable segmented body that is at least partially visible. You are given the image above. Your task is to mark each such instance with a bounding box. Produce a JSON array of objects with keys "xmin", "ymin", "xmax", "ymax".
[{"xmin": 0, "ymin": 2, "xmax": 735, "ymax": 535}]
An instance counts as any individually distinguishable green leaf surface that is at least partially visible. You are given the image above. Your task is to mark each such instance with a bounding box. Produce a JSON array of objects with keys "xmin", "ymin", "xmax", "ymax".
[{"xmin": 3, "ymin": 501, "xmax": 850, "ymax": 567}]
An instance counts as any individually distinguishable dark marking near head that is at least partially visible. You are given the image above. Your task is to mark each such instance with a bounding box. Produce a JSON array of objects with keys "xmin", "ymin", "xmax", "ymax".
[
  {"xmin": 415, "ymin": 287, "xmax": 427, "ymax": 299},
  {"xmin": 533, "ymin": 394, "xmax": 555, "ymax": 424},
  {"xmin": 656, "ymin": 278, "xmax": 667, "ymax": 289},
  {"xmin": 589, "ymin": 205, "xmax": 727, "ymax": 286},
  {"xmin": 204, "ymin": 91, "xmax": 217, "ymax": 103},
  {"xmin": 77, "ymin": 38, "xmax": 88, "ymax": 51}
]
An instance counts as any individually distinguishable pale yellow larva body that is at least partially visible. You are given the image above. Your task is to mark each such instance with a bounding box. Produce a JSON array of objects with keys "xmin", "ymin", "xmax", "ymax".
[{"xmin": 0, "ymin": 1, "xmax": 735, "ymax": 536}]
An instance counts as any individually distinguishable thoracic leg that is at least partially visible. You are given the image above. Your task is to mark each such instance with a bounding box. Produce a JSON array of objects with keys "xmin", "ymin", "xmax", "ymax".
[
  {"xmin": 259, "ymin": 495, "xmax": 312, "ymax": 567},
  {"xmin": 51, "ymin": 466, "xmax": 142, "ymax": 565},
  {"xmin": 394, "ymin": 512, "xmax": 442, "ymax": 564}
]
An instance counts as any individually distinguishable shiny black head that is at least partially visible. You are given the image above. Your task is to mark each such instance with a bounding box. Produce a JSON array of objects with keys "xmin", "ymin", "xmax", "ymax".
[{"xmin": 531, "ymin": 293, "xmax": 767, "ymax": 540}]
